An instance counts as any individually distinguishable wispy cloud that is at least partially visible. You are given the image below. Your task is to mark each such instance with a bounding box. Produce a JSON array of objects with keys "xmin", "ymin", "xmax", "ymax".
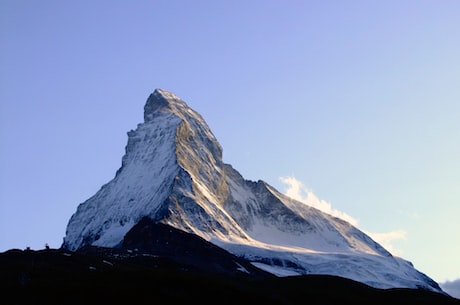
[
  {"xmin": 280, "ymin": 176, "xmax": 359, "ymax": 226},
  {"xmin": 364, "ymin": 230, "xmax": 406, "ymax": 256},
  {"xmin": 440, "ymin": 278, "xmax": 460, "ymax": 299},
  {"xmin": 279, "ymin": 176, "xmax": 406, "ymax": 256}
]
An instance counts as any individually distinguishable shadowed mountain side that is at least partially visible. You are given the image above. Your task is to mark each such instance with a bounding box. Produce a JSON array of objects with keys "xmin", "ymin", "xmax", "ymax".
[{"xmin": 119, "ymin": 216, "xmax": 271, "ymax": 277}]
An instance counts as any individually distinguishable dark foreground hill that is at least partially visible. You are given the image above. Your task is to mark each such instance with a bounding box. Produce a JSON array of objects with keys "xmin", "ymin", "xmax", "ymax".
[{"xmin": 1, "ymin": 247, "xmax": 459, "ymax": 305}]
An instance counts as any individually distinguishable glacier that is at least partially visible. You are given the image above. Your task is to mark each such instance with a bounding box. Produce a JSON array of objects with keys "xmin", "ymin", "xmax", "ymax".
[{"xmin": 62, "ymin": 88, "xmax": 443, "ymax": 293}]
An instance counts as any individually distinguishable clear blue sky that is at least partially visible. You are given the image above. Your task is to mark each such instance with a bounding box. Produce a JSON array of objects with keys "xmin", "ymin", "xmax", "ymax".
[{"xmin": 1, "ymin": 0, "xmax": 459, "ymax": 285}]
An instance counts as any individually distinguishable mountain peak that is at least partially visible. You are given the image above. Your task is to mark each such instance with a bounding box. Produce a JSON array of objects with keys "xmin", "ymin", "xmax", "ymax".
[
  {"xmin": 144, "ymin": 88, "xmax": 189, "ymax": 122},
  {"xmin": 154, "ymin": 88, "xmax": 181, "ymax": 100},
  {"xmin": 143, "ymin": 88, "xmax": 224, "ymax": 164}
]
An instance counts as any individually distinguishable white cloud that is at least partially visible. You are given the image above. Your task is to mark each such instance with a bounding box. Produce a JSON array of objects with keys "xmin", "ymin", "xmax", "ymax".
[
  {"xmin": 364, "ymin": 230, "xmax": 407, "ymax": 256},
  {"xmin": 440, "ymin": 278, "xmax": 460, "ymax": 299},
  {"xmin": 279, "ymin": 176, "xmax": 359, "ymax": 226},
  {"xmin": 279, "ymin": 176, "xmax": 406, "ymax": 256}
]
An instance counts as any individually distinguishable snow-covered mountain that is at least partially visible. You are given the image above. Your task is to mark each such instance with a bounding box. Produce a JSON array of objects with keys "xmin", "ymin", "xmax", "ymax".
[{"xmin": 62, "ymin": 89, "xmax": 442, "ymax": 292}]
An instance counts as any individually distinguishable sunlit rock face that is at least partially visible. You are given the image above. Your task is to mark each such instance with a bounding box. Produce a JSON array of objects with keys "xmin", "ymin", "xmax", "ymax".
[{"xmin": 62, "ymin": 89, "xmax": 443, "ymax": 293}]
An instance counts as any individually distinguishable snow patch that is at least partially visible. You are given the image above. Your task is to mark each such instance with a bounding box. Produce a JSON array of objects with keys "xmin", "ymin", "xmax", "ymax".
[{"xmin": 251, "ymin": 262, "xmax": 301, "ymax": 277}]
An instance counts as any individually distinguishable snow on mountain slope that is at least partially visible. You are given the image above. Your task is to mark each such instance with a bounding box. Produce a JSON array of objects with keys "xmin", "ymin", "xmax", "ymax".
[
  {"xmin": 63, "ymin": 109, "xmax": 182, "ymax": 250},
  {"xmin": 220, "ymin": 164, "xmax": 441, "ymax": 290},
  {"xmin": 62, "ymin": 89, "xmax": 443, "ymax": 293},
  {"xmin": 63, "ymin": 89, "xmax": 248, "ymax": 251},
  {"xmin": 223, "ymin": 164, "xmax": 390, "ymax": 255}
]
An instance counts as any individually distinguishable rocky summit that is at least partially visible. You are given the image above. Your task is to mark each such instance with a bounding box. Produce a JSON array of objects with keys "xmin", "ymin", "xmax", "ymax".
[{"xmin": 62, "ymin": 89, "xmax": 443, "ymax": 293}]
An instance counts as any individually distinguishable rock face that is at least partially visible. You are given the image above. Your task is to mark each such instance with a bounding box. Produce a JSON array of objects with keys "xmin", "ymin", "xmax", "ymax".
[{"xmin": 62, "ymin": 89, "xmax": 442, "ymax": 293}]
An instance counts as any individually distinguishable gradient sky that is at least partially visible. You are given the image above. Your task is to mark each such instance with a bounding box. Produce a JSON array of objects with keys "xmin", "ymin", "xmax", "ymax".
[{"xmin": 1, "ymin": 0, "xmax": 459, "ymax": 286}]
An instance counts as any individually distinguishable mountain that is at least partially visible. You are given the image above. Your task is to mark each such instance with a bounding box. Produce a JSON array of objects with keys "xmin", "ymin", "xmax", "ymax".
[{"xmin": 62, "ymin": 89, "xmax": 443, "ymax": 293}]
